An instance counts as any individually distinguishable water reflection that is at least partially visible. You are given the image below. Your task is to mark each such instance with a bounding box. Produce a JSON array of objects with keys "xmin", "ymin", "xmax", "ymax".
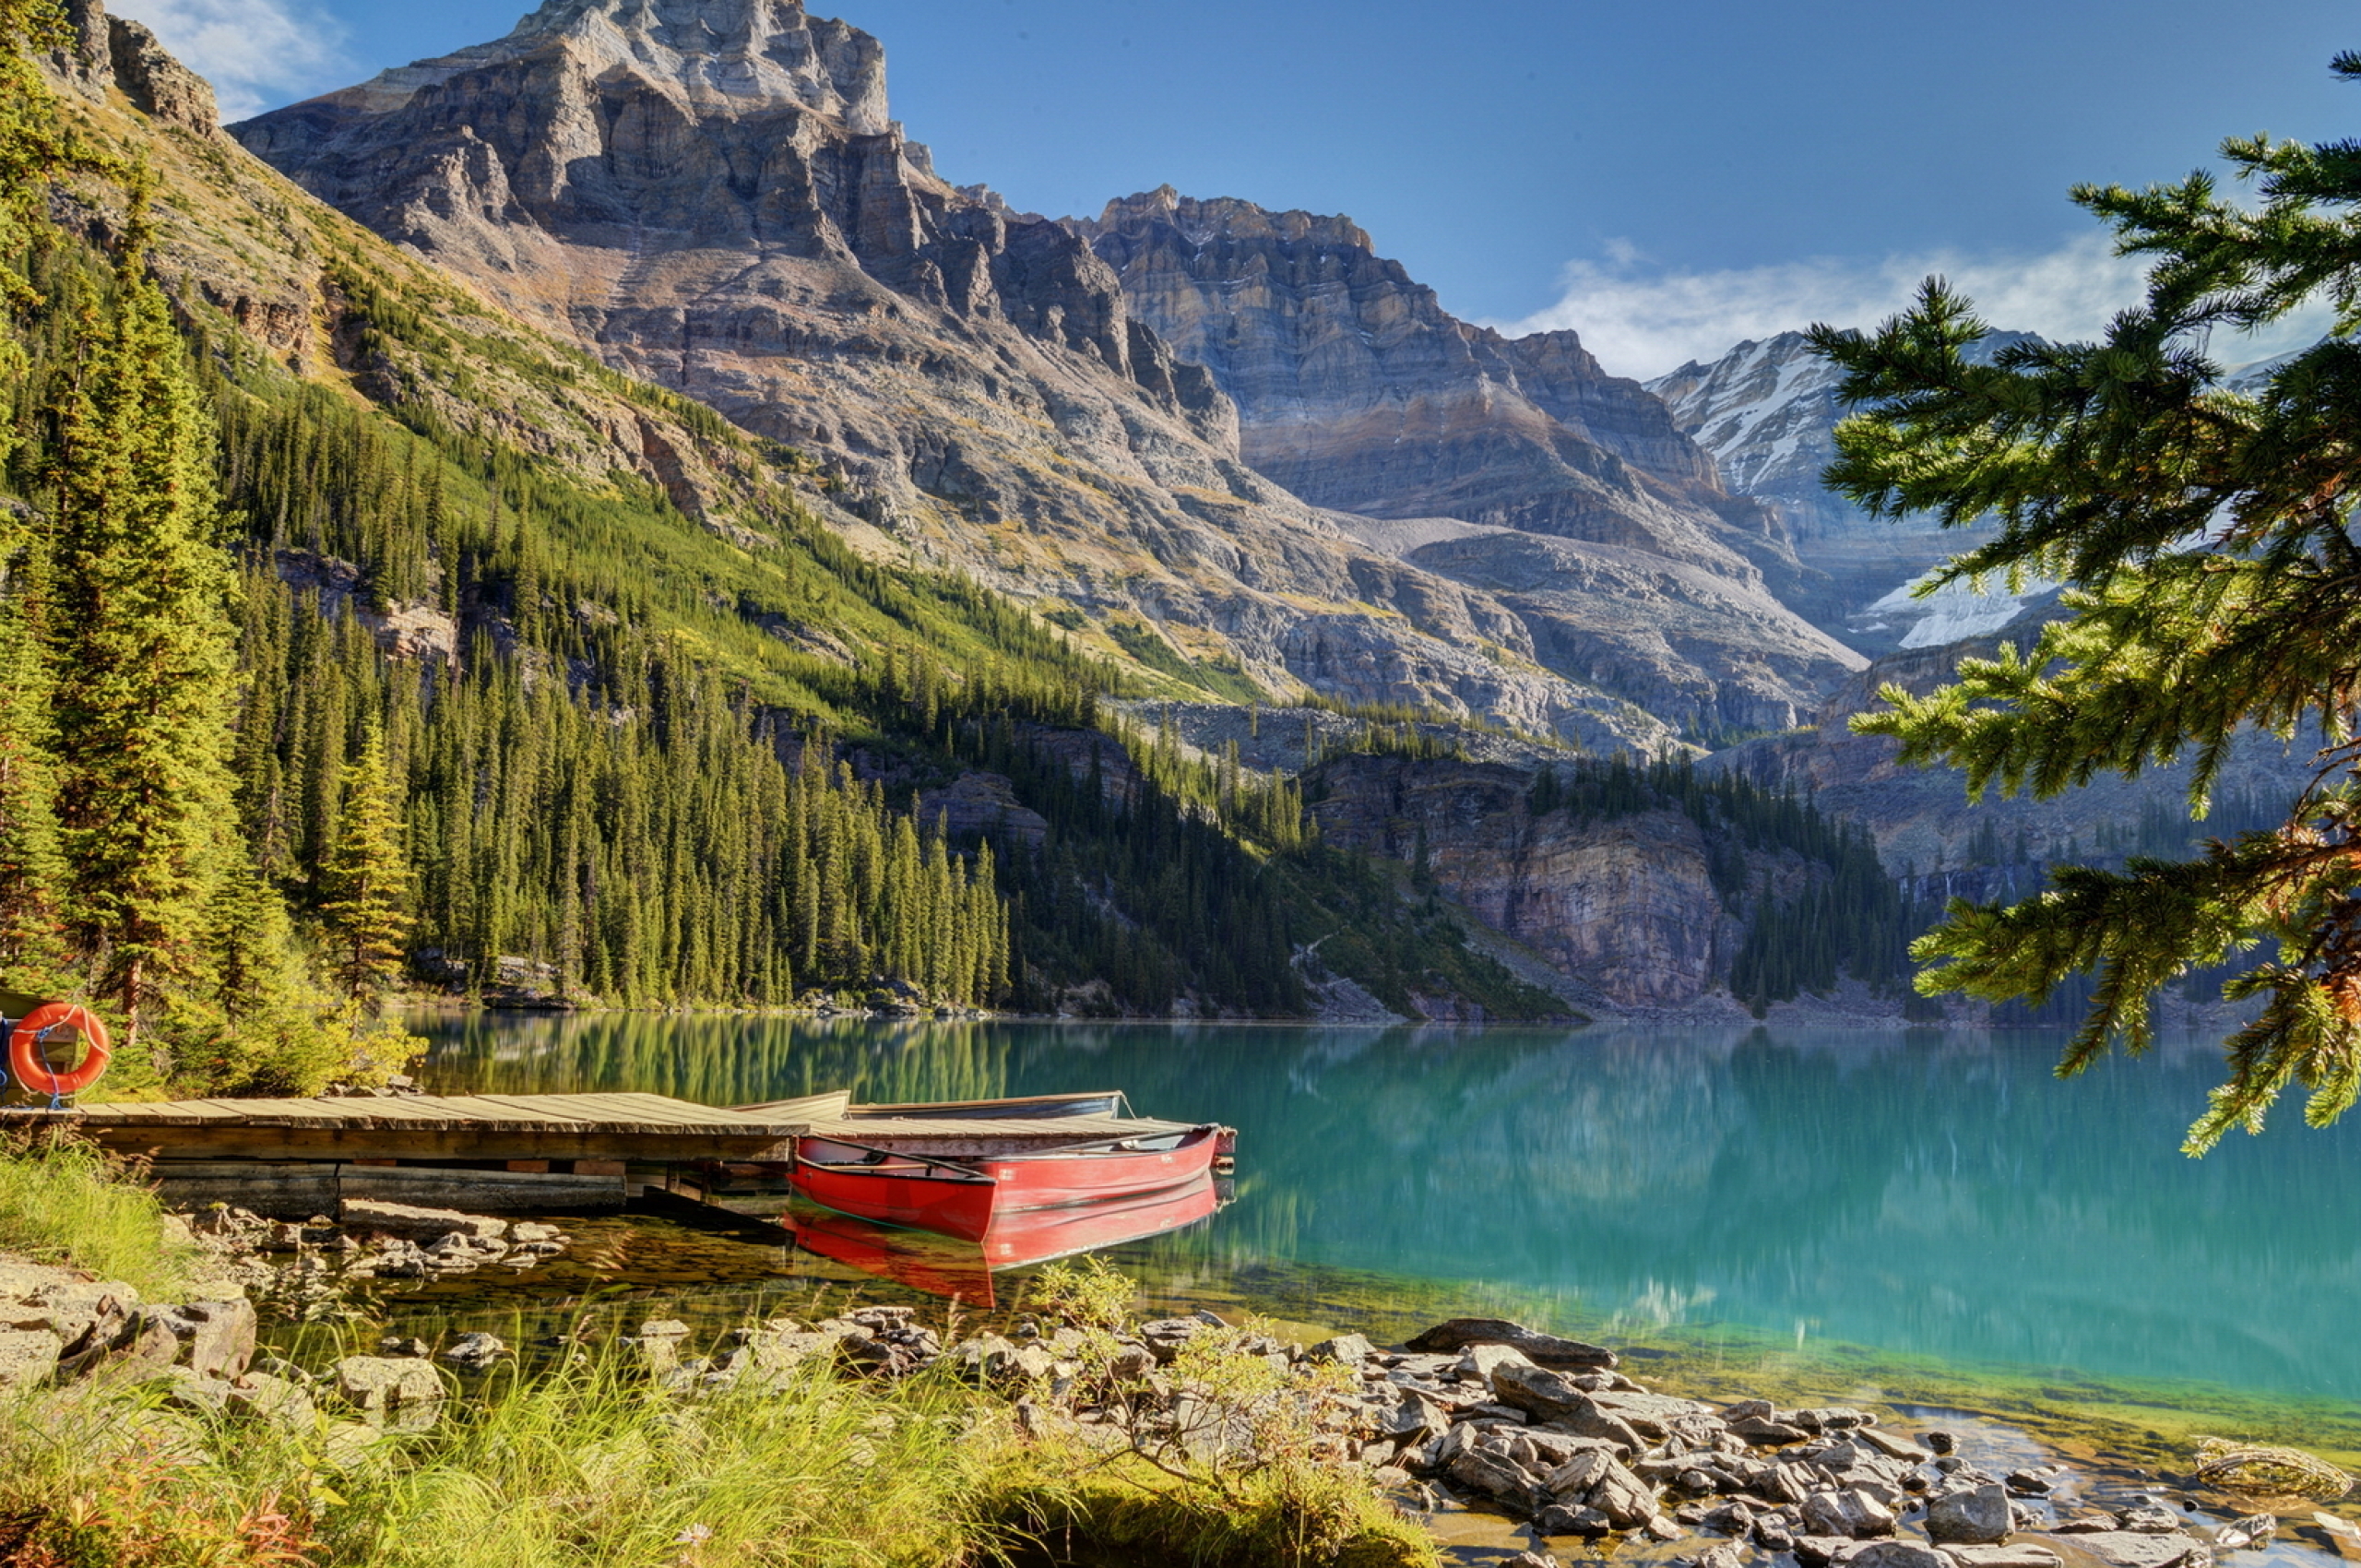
[
  {"xmin": 413, "ymin": 1014, "xmax": 2361, "ymax": 1401},
  {"xmin": 776, "ymin": 1178, "xmax": 1225, "ymax": 1311}
]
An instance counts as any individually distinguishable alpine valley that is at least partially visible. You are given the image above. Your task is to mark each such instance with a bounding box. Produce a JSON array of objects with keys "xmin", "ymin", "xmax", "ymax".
[{"xmin": 3, "ymin": 0, "xmax": 2296, "ymax": 1035}]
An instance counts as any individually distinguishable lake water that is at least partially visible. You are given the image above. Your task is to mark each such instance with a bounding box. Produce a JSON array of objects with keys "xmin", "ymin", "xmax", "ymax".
[{"xmin": 406, "ymin": 1013, "xmax": 2361, "ymax": 1432}]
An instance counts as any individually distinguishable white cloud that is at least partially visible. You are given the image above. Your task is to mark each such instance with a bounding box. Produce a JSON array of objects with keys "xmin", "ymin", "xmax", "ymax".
[
  {"xmin": 111, "ymin": 0, "xmax": 350, "ymax": 122},
  {"xmin": 1492, "ymin": 232, "xmax": 2331, "ymax": 381}
]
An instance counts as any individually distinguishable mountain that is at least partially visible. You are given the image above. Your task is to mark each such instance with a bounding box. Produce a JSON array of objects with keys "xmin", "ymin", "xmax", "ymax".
[
  {"xmin": 16, "ymin": 0, "xmax": 1579, "ymax": 1043},
  {"xmin": 1076, "ymin": 188, "xmax": 1868, "ymax": 737},
  {"xmin": 225, "ymin": 0, "xmax": 1687, "ymax": 752},
  {"xmin": 1647, "ymin": 329, "xmax": 2038, "ymax": 653}
]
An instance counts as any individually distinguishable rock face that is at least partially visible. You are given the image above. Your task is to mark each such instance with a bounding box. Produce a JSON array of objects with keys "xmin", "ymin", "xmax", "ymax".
[
  {"xmin": 1079, "ymin": 188, "xmax": 1867, "ymax": 733},
  {"xmin": 49, "ymin": 0, "xmax": 220, "ymax": 135},
  {"xmin": 225, "ymin": 0, "xmax": 1691, "ymax": 746},
  {"xmin": 1646, "ymin": 330, "xmax": 2037, "ymax": 650},
  {"xmin": 1311, "ymin": 754, "xmax": 1753, "ymax": 1007}
]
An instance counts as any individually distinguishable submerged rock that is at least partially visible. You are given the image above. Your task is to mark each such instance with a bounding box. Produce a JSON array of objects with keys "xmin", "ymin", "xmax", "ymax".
[{"xmin": 1404, "ymin": 1317, "xmax": 1618, "ymax": 1369}]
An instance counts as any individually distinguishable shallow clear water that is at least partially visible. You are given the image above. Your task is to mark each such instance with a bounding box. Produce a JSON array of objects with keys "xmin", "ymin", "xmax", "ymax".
[{"xmin": 408, "ymin": 1013, "xmax": 2361, "ymax": 1420}]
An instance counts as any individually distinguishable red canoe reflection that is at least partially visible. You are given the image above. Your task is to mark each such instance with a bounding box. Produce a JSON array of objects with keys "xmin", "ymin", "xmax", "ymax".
[{"xmin": 786, "ymin": 1175, "xmax": 1223, "ymax": 1309}]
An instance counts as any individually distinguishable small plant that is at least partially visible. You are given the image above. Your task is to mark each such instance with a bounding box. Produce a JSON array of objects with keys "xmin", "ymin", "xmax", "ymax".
[{"xmin": 1024, "ymin": 1254, "xmax": 1135, "ymax": 1330}]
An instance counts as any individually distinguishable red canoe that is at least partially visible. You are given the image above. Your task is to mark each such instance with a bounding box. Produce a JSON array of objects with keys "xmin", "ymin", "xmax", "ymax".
[
  {"xmin": 786, "ymin": 1176, "xmax": 1224, "ymax": 1308},
  {"xmin": 790, "ymin": 1123, "xmax": 1222, "ymax": 1242}
]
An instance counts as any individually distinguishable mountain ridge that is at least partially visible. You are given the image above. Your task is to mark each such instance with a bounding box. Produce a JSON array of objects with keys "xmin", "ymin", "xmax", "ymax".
[
  {"xmin": 226, "ymin": 0, "xmax": 1704, "ymax": 751},
  {"xmin": 1076, "ymin": 184, "xmax": 1868, "ymax": 735}
]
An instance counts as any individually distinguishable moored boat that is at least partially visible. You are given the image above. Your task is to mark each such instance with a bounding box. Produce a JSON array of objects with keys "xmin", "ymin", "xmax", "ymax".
[
  {"xmin": 787, "ymin": 1175, "xmax": 1225, "ymax": 1307},
  {"xmin": 789, "ymin": 1123, "xmax": 1223, "ymax": 1241}
]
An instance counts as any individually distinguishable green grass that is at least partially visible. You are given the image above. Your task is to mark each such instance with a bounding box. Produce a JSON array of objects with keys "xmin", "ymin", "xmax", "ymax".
[
  {"xmin": 0, "ymin": 1158, "xmax": 1434, "ymax": 1567},
  {"xmin": 0, "ymin": 1138, "xmax": 202, "ymax": 1299},
  {"xmin": 0, "ymin": 1345, "xmax": 1437, "ymax": 1568}
]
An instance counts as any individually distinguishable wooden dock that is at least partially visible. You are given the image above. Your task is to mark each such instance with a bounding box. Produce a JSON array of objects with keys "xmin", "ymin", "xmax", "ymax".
[
  {"xmin": 7, "ymin": 1090, "xmax": 853, "ymax": 1165},
  {"xmin": 0, "ymin": 1088, "xmax": 1211, "ymax": 1218}
]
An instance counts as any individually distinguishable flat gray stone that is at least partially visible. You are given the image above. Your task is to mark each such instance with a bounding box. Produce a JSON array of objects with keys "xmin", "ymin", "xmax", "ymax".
[
  {"xmin": 0, "ymin": 1327, "xmax": 59, "ymax": 1387},
  {"xmin": 1928, "ymin": 1486, "xmax": 2015, "ymax": 1546},
  {"xmin": 1943, "ymin": 1549, "xmax": 2065, "ymax": 1568},
  {"xmin": 2054, "ymin": 1533, "xmax": 2205, "ymax": 1568},
  {"xmin": 1847, "ymin": 1546, "xmax": 1950, "ymax": 1568}
]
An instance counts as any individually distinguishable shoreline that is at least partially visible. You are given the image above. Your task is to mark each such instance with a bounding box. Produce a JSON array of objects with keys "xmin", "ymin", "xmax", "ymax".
[{"xmin": 15, "ymin": 1226, "xmax": 2355, "ymax": 1568}]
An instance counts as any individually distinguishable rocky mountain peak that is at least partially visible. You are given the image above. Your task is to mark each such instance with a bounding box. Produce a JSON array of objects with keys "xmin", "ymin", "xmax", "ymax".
[
  {"xmin": 1089, "ymin": 186, "xmax": 1375, "ymax": 253},
  {"xmin": 289, "ymin": 0, "xmax": 888, "ymax": 134},
  {"xmin": 47, "ymin": 0, "xmax": 219, "ymax": 135}
]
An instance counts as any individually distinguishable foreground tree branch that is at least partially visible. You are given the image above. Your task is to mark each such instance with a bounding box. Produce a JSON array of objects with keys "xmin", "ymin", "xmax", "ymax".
[{"xmin": 1809, "ymin": 52, "xmax": 2361, "ymax": 1153}]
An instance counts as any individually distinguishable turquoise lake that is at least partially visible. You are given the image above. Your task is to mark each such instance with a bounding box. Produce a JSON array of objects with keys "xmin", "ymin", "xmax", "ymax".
[{"xmin": 409, "ymin": 1015, "xmax": 2361, "ymax": 1417}]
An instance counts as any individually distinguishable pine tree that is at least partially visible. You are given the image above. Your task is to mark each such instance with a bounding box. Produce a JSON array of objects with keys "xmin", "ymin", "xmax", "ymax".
[
  {"xmin": 44, "ymin": 208, "xmax": 241, "ymax": 1052},
  {"xmin": 315, "ymin": 720, "xmax": 410, "ymax": 1006},
  {"xmin": 0, "ymin": 511, "xmax": 69, "ymax": 991},
  {"xmin": 1811, "ymin": 51, "xmax": 2361, "ymax": 1151}
]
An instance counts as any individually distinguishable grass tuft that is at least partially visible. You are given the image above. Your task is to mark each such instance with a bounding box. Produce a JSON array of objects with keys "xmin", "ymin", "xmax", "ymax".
[{"xmin": 0, "ymin": 1136, "xmax": 203, "ymax": 1298}]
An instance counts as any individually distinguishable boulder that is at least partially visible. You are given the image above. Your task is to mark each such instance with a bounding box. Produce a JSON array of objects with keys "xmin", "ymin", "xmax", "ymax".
[
  {"xmin": 1462, "ymin": 1343, "xmax": 1537, "ymax": 1383},
  {"xmin": 1849, "ymin": 1544, "xmax": 1950, "ymax": 1568},
  {"xmin": 227, "ymin": 1371, "xmax": 316, "ymax": 1427},
  {"xmin": 1543, "ymin": 1448, "xmax": 1614, "ymax": 1499},
  {"xmin": 744, "ymin": 1320, "xmax": 856, "ymax": 1374},
  {"xmin": 1309, "ymin": 1332, "xmax": 1374, "ymax": 1364},
  {"xmin": 132, "ymin": 1301, "xmax": 256, "ymax": 1380},
  {"xmin": 0, "ymin": 1326, "xmax": 60, "ymax": 1387},
  {"xmin": 633, "ymin": 1320, "xmax": 692, "ymax": 1372},
  {"xmin": 1585, "ymin": 1456, "xmax": 1662, "ymax": 1528},
  {"xmin": 2059, "ymin": 1535, "xmax": 2207, "ymax": 1568},
  {"xmin": 439, "ymin": 1332, "xmax": 507, "ymax": 1372},
  {"xmin": 2118, "ymin": 1508, "xmax": 2183, "ymax": 1535},
  {"xmin": 1535, "ymin": 1503, "xmax": 1614, "ymax": 1536},
  {"xmin": 1857, "ymin": 1428, "xmax": 1936, "ymax": 1464},
  {"xmin": 1941, "ymin": 1550, "xmax": 2064, "ymax": 1568},
  {"xmin": 1404, "ymin": 1317, "xmax": 1618, "ymax": 1369},
  {"xmin": 1793, "ymin": 1408, "xmax": 1875, "ymax": 1431},
  {"xmin": 1694, "ymin": 1543, "xmax": 1751, "ymax": 1568},
  {"xmin": 1927, "ymin": 1485, "xmax": 2014, "ymax": 1546},
  {"xmin": 1491, "ymin": 1364, "xmax": 1644, "ymax": 1449},
  {"xmin": 1448, "ymin": 1446, "xmax": 1547, "ymax": 1515},
  {"xmin": 1374, "ymin": 1389, "xmax": 1450, "ymax": 1443},
  {"xmin": 1137, "ymin": 1317, "xmax": 1204, "ymax": 1363},
  {"xmin": 335, "ymin": 1354, "xmax": 445, "ymax": 1431},
  {"xmin": 1587, "ymin": 1389, "xmax": 1717, "ymax": 1441},
  {"xmin": 1733, "ymin": 1415, "xmax": 1811, "ymax": 1446},
  {"xmin": 1800, "ymin": 1488, "xmax": 1897, "ymax": 1539}
]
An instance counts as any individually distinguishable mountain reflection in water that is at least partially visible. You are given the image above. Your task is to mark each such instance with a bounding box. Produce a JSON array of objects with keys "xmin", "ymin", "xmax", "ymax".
[{"xmin": 411, "ymin": 1015, "xmax": 2361, "ymax": 1402}]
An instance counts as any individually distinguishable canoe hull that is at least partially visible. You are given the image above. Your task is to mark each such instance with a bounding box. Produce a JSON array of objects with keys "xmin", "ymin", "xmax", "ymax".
[
  {"xmin": 789, "ymin": 1125, "xmax": 1221, "ymax": 1242},
  {"xmin": 788, "ymin": 1175, "xmax": 1225, "ymax": 1307}
]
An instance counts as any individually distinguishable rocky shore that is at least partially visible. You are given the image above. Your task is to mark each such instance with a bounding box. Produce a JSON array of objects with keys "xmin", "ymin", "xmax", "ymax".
[{"xmin": 3, "ymin": 1230, "xmax": 2346, "ymax": 1568}]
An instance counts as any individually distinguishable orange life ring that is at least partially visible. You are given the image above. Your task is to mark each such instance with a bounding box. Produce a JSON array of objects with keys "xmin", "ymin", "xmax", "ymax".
[{"xmin": 10, "ymin": 1003, "xmax": 112, "ymax": 1098}]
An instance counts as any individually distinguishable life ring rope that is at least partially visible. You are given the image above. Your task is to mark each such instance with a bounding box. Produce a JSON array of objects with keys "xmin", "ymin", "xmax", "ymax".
[{"xmin": 9, "ymin": 1003, "xmax": 113, "ymax": 1100}]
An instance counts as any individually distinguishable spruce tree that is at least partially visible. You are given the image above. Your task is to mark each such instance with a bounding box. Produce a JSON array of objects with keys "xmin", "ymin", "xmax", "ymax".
[
  {"xmin": 1811, "ymin": 51, "xmax": 2361, "ymax": 1151},
  {"xmin": 315, "ymin": 720, "xmax": 410, "ymax": 1006},
  {"xmin": 0, "ymin": 511, "xmax": 69, "ymax": 991},
  {"xmin": 44, "ymin": 208, "xmax": 241, "ymax": 1052}
]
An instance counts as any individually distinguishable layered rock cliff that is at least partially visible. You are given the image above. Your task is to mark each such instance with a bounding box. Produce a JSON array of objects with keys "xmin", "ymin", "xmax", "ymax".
[
  {"xmin": 1309, "ymin": 753, "xmax": 1841, "ymax": 1009},
  {"xmin": 1076, "ymin": 188, "xmax": 1866, "ymax": 734},
  {"xmin": 224, "ymin": 0, "xmax": 1694, "ymax": 749}
]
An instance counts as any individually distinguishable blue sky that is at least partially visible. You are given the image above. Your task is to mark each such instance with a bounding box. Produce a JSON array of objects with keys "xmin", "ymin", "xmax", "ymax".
[{"xmin": 120, "ymin": 0, "xmax": 2356, "ymax": 374}]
